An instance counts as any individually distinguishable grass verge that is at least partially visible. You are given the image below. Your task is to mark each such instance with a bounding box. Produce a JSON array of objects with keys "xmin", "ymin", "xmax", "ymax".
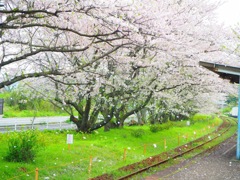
[{"xmin": 0, "ymin": 117, "xmax": 224, "ymax": 180}]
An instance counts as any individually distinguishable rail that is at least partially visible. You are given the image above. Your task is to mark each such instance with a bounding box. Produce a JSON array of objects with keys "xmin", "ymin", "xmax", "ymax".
[{"xmin": 91, "ymin": 116, "xmax": 236, "ymax": 180}]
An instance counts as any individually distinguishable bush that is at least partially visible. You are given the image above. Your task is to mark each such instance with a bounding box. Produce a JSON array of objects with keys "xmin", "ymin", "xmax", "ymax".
[
  {"xmin": 149, "ymin": 124, "xmax": 160, "ymax": 133},
  {"xmin": 221, "ymin": 106, "xmax": 232, "ymax": 114},
  {"xmin": 190, "ymin": 114, "xmax": 212, "ymax": 123},
  {"xmin": 131, "ymin": 129, "xmax": 145, "ymax": 138},
  {"xmin": 5, "ymin": 130, "xmax": 39, "ymax": 162},
  {"xmin": 150, "ymin": 121, "xmax": 174, "ymax": 133}
]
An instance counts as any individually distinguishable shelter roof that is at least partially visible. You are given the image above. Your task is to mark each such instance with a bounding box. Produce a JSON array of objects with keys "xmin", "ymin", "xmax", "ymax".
[{"xmin": 199, "ymin": 61, "xmax": 240, "ymax": 84}]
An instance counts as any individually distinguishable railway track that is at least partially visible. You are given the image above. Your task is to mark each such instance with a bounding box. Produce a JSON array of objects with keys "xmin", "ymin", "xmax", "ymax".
[
  {"xmin": 91, "ymin": 116, "xmax": 237, "ymax": 180},
  {"xmin": 146, "ymin": 135, "xmax": 237, "ymax": 180}
]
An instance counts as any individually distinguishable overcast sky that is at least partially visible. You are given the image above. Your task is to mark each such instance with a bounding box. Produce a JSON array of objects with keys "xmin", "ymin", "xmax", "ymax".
[{"xmin": 215, "ymin": 0, "xmax": 240, "ymax": 26}]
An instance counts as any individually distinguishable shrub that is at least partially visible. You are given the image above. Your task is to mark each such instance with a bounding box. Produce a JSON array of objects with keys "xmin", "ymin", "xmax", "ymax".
[
  {"xmin": 131, "ymin": 129, "xmax": 145, "ymax": 138},
  {"xmin": 174, "ymin": 120, "xmax": 187, "ymax": 127},
  {"xmin": 221, "ymin": 106, "xmax": 232, "ymax": 114},
  {"xmin": 5, "ymin": 130, "xmax": 39, "ymax": 162},
  {"xmin": 190, "ymin": 114, "xmax": 212, "ymax": 123},
  {"xmin": 150, "ymin": 121, "xmax": 174, "ymax": 133},
  {"xmin": 149, "ymin": 124, "xmax": 160, "ymax": 133},
  {"xmin": 161, "ymin": 121, "xmax": 173, "ymax": 130}
]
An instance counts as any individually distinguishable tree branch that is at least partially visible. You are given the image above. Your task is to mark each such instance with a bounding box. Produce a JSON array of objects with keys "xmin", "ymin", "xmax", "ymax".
[{"xmin": 0, "ymin": 70, "xmax": 62, "ymax": 89}]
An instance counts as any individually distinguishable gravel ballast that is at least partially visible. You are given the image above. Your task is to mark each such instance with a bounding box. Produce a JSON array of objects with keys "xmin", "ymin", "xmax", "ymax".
[{"xmin": 145, "ymin": 136, "xmax": 240, "ymax": 180}]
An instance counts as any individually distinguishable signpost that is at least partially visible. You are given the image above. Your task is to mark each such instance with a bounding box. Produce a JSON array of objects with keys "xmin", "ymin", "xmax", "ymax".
[
  {"xmin": 67, "ymin": 134, "xmax": 73, "ymax": 150},
  {"xmin": 199, "ymin": 61, "xmax": 240, "ymax": 159}
]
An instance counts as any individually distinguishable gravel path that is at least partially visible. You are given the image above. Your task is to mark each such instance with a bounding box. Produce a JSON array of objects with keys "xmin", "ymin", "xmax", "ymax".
[{"xmin": 145, "ymin": 135, "xmax": 240, "ymax": 180}]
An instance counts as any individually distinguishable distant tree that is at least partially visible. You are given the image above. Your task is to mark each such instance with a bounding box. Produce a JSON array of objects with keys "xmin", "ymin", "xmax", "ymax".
[{"xmin": 226, "ymin": 94, "xmax": 238, "ymax": 106}]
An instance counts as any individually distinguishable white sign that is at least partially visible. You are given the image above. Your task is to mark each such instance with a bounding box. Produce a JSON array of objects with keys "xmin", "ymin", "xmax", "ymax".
[{"xmin": 67, "ymin": 134, "xmax": 73, "ymax": 144}]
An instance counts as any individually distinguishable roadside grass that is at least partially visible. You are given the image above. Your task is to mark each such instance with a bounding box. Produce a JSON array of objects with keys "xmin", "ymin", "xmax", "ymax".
[
  {"xmin": 0, "ymin": 117, "xmax": 223, "ymax": 180},
  {"xmin": 0, "ymin": 91, "xmax": 68, "ymax": 117},
  {"xmin": 3, "ymin": 106, "xmax": 68, "ymax": 118}
]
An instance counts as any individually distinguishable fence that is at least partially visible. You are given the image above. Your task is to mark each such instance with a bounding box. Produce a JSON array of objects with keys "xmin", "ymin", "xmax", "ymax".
[
  {"xmin": 0, "ymin": 116, "xmax": 75, "ymax": 132},
  {"xmin": 4, "ymin": 122, "xmax": 222, "ymax": 180}
]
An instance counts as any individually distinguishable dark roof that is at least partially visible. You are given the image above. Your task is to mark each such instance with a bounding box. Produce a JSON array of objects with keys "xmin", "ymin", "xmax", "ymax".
[{"xmin": 199, "ymin": 61, "xmax": 240, "ymax": 84}]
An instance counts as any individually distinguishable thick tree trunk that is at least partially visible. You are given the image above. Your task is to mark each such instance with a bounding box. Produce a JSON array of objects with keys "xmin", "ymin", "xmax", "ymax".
[
  {"xmin": 137, "ymin": 108, "xmax": 147, "ymax": 125},
  {"xmin": 104, "ymin": 121, "xmax": 117, "ymax": 131},
  {"xmin": 70, "ymin": 115, "xmax": 90, "ymax": 133}
]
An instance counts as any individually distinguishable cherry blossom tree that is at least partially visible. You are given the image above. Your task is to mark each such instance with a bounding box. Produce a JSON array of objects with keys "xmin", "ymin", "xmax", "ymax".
[
  {"xmin": 0, "ymin": 0, "xmax": 236, "ymax": 132},
  {"xmin": 0, "ymin": 0, "xmax": 161, "ymax": 132},
  {"xmin": 0, "ymin": 0, "xmax": 148, "ymax": 88}
]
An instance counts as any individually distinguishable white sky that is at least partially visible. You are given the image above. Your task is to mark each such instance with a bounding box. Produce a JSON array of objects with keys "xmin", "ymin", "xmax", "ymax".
[{"xmin": 215, "ymin": 0, "xmax": 240, "ymax": 26}]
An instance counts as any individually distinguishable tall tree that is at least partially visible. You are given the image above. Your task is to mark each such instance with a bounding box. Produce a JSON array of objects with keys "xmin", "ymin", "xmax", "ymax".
[{"xmin": 0, "ymin": 0, "xmax": 236, "ymax": 132}]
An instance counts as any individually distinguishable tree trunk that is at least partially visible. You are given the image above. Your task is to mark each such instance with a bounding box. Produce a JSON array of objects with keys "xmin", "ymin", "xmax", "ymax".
[
  {"xmin": 137, "ymin": 108, "xmax": 147, "ymax": 125},
  {"xmin": 104, "ymin": 121, "xmax": 117, "ymax": 131},
  {"xmin": 70, "ymin": 115, "xmax": 90, "ymax": 133}
]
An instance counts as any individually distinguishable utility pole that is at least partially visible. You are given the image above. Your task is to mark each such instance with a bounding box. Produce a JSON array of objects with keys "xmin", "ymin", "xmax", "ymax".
[{"xmin": 237, "ymin": 77, "xmax": 240, "ymax": 159}]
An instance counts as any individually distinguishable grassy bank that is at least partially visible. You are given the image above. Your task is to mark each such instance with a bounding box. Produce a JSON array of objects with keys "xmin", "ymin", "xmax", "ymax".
[
  {"xmin": 0, "ymin": 92, "xmax": 68, "ymax": 118},
  {"xmin": 0, "ymin": 116, "xmax": 223, "ymax": 180},
  {"xmin": 3, "ymin": 107, "xmax": 68, "ymax": 118}
]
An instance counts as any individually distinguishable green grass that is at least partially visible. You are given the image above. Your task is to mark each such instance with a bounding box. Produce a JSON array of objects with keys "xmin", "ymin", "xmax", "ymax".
[
  {"xmin": 0, "ymin": 91, "xmax": 68, "ymax": 117},
  {"xmin": 0, "ymin": 117, "xmax": 224, "ymax": 180},
  {"xmin": 3, "ymin": 106, "xmax": 68, "ymax": 118}
]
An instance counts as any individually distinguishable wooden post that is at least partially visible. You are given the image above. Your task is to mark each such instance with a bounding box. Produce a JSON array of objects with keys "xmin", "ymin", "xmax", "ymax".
[
  {"xmin": 178, "ymin": 135, "xmax": 180, "ymax": 146},
  {"xmin": 143, "ymin": 144, "xmax": 147, "ymax": 155},
  {"xmin": 68, "ymin": 144, "xmax": 71, "ymax": 150},
  {"xmin": 123, "ymin": 148, "xmax": 127, "ymax": 161},
  {"xmin": 164, "ymin": 139, "xmax": 166, "ymax": 150},
  {"xmin": 88, "ymin": 156, "xmax": 92, "ymax": 174},
  {"xmin": 60, "ymin": 121, "xmax": 62, "ymax": 130},
  {"xmin": 35, "ymin": 168, "xmax": 39, "ymax": 180}
]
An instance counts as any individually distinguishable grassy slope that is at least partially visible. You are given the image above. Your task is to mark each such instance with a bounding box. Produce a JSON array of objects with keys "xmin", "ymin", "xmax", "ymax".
[
  {"xmin": 0, "ymin": 118, "xmax": 224, "ymax": 180},
  {"xmin": 0, "ymin": 92, "xmax": 68, "ymax": 118},
  {"xmin": 3, "ymin": 106, "xmax": 68, "ymax": 118}
]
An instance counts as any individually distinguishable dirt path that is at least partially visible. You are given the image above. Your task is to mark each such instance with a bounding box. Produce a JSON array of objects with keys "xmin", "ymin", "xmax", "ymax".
[{"xmin": 145, "ymin": 135, "xmax": 240, "ymax": 180}]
